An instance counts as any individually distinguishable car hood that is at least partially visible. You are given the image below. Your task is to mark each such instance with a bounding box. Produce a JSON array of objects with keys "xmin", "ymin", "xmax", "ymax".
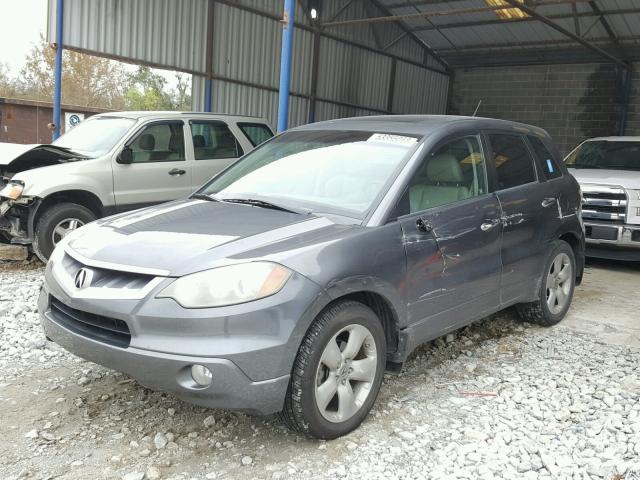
[
  {"xmin": 568, "ymin": 168, "xmax": 640, "ymax": 190},
  {"xmin": 0, "ymin": 142, "xmax": 85, "ymax": 176},
  {"xmin": 65, "ymin": 199, "xmax": 347, "ymax": 276}
]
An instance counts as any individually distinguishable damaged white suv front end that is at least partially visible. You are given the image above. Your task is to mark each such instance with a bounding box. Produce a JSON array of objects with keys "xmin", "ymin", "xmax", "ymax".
[
  {"xmin": 0, "ymin": 143, "xmax": 82, "ymax": 247},
  {"xmin": 566, "ymin": 137, "xmax": 640, "ymax": 261}
]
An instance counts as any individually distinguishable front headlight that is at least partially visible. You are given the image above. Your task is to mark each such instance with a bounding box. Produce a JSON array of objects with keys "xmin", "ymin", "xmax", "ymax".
[
  {"xmin": 157, "ymin": 261, "xmax": 292, "ymax": 308},
  {"xmin": 0, "ymin": 181, "xmax": 24, "ymax": 200}
]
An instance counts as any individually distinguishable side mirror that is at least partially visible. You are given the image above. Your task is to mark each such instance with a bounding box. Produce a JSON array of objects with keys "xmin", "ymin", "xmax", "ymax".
[{"xmin": 117, "ymin": 147, "xmax": 133, "ymax": 164}]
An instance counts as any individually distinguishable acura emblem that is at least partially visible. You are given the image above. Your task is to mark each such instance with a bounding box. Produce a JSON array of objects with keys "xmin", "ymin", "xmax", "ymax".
[{"xmin": 74, "ymin": 268, "xmax": 93, "ymax": 289}]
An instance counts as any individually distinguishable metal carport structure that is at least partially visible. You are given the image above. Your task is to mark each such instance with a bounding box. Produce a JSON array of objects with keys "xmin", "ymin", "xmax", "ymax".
[
  {"xmin": 46, "ymin": 0, "xmax": 451, "ymax": 138},
  {"xmin": 47, "ymin": 0, "xmax": 640, "ymax": 153}
]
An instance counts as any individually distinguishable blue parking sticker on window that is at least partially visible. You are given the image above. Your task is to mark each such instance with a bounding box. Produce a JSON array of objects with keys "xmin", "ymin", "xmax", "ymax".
[{"xmin": 546, "ymin": 159, "xmax": 554, "ymax": 173}]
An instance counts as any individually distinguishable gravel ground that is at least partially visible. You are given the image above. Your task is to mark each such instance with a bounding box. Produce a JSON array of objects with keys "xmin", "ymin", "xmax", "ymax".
[{"xmin": 1, "ymin": 261, "xmax": 639, "ymax": 480}]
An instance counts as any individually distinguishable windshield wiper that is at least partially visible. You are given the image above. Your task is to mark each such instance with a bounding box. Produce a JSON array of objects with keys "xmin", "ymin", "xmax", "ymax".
[
  {"xmin": 222, "ymin": 198, "xmax": 308, "ymax": 214},
  {"xmin": 191, "ymin": 193, "xmax": 220, "ymax": 202}
]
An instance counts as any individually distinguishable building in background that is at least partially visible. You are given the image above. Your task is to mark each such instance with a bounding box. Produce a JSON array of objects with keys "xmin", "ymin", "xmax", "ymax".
[{"xmin": 0, "ymin": 97, "xmax": 107, "ymax": 144}]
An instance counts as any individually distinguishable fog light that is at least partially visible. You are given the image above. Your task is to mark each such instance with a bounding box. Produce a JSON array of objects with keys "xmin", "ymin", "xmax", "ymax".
[{"xmin": 191, "ymin": 364, "xmax": 213, "ymax": 386}]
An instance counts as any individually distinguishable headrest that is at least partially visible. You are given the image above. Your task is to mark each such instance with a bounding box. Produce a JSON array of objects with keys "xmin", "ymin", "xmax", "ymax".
[
  {"xmin": 193, "ymin": 134, "xmax": 206, "ymax": 148},
  {"xmin": 216, "ymin": 130, "xmax": 236, "ymax": 149},
  {"xmin": 139, "ymin": 134, "xmax": 155, "ymax": 151},
  {"xmin": 168, "ymin": 134, "xmax": 183, "ymax": 152},
  {"xmin": 427, "ymin": 153, "xmax": 464, "ymax": 183}
]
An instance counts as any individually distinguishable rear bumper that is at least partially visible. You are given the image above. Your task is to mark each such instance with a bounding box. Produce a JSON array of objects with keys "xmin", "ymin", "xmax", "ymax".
[{"xmin": 584, "ymin": 221, "xmax": 640, "ymax": 259}]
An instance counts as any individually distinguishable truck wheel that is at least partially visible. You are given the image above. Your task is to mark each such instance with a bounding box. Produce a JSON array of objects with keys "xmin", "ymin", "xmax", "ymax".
[
  {"xmin": 279, "ymin": 300, "xmax": 386, "ymax": 439},
  {"xmin": 33, "ymin": 203, "xmax": 96, "ymax": 262},
  {"xmin": 516, "ymin": 241, "xmax": 576, "ymax": 326}
]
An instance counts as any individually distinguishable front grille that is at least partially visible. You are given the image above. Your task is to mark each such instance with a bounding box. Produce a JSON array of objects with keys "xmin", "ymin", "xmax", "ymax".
[
  {"xmin": 62, "ymin": 253, "xmax": 153, "ymax": 290},
  {"xmin": 581, "ymin": 186, "xmax": 627, "ymax": 224},
  {"xmin": 49, "ymin": 297, "xmax": 131, "ymax": 348}
]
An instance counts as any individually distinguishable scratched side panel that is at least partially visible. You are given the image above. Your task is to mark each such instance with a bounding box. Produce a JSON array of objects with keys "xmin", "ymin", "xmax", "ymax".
[{"xmin": 399, "ymin": 194, "xmax": 503, "ymax": 351}]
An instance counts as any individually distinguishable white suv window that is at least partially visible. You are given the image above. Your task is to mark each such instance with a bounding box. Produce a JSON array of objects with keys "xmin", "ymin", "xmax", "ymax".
[
  {"xmin": 190, "ymin": 121, "xmax": 244, "ymax": 160},
  {"xmin": 130, "ymin": 122, "xmax": 185, "ymax": 163}
]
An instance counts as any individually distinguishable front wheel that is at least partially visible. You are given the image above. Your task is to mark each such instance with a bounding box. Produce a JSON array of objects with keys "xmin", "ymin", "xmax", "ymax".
[
  {"xmin": 33, "ymin": 203, "xmax": 96, "ymax": 262},
  {"xmin": 280, "ymin": 300, "xmax": 386, "ymax": 439},
  {"xmin": 517, "ymin": 241, "xmax": 576, "ymax": 326}
]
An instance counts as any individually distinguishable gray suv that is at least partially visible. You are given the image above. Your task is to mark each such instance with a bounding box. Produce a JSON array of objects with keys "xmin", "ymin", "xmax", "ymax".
[{"xmin": 39, "ymin": 116, "xmax": 584, "ymax": 439}]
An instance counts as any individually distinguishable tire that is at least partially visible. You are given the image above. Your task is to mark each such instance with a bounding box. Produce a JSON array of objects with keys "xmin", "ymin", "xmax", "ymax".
[
  {"xmin": 33, "ymin": 203, "xmax": 96, "ymax": 262},
  {"xmin": 279, "ymin": 300, "xmax": 386, "ymax": 439},
  {"xmin": 516, "ymin": 240, "xmax": 576, "ymax": 326}
]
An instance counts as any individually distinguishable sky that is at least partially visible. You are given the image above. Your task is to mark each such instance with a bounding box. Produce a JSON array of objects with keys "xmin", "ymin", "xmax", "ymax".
[
  {"xmin": 0, "ymin": 0, "xmax": 182, "ymax": 89},
  {"xmin": 0, "ymin": 0, "xmax": 48, "ymax": 75}
]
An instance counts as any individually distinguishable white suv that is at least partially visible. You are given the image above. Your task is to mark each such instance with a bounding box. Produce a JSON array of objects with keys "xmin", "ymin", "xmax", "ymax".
[
  {"xmin": 0, "ymin": 112, "xmax": 273, "ymax": 260},
  {"xmin": 565, "ymin": 136, "xmax": 640, "ymax": 260}
]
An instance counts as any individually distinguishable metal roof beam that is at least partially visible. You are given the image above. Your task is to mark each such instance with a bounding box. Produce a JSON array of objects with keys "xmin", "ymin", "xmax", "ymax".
[
  {"xmin": 408, "ymin": 7, "xmax": 640, "ymax": 33},
  {"xmin": 436, "ymin": 34, "xmax": 640, "ymax": 53},
  {"xmin": 327, "ymin": 0, "xmax": 356, "ymax": 23},
  {"xmin": 588, "ymin": 1, "xmax": 620, "ymax": 50},
  {"xmin": 501, "ymin": 0, "xmax": 628, "ymax": 67},
  {"xmin": 385, "ymin": 0, "xmax": 469, "ymax": 7},
  {"xmin": 446, "ymin": 45, "xmax": 640, "ymax": 68},
  {"xmin": 321, "ymin": 0, "xmax": 591, "ymax": 27},
  {"xmin": 368, "ymin": 0, "xmax": 450, "ymax": 71}
]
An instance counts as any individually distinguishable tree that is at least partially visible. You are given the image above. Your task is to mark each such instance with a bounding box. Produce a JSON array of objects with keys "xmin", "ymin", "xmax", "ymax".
[
  {"xmin": 2, "ymin": 36, "xmax": 192, "ymax": 112},
  {"xmin": 17, "ymin": 34, "xmax": 129, "ymax": 109},
  {"xmin": 0, "ymin": 62, "xmax": 19, "ymax": 98},
  {"xmin": 123, "ymin": 67, "xmax": 192, "ymax": 111}
]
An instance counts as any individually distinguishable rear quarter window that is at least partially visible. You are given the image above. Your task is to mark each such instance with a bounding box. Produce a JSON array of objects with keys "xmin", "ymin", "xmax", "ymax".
[
  {"xmin": 528, "ymin": 136, "xmax": 562, "ymax": 180},
  {"xmin": 238, "ymin": 123, "xmax": 274, "ymax": 147},
  {"xmin": 488, "ymin": 134, "xmax": 537, "ymax": 190}
]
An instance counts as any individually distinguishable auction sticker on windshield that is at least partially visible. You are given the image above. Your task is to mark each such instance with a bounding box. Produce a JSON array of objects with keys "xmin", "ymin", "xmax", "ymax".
[{"xmin": 368, "ymin": 133, "xmax": 418, "ymax": 146}]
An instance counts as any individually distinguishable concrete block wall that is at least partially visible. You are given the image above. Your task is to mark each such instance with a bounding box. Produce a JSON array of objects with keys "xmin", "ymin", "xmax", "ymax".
[
  {"xmin": 449, "ymin": 63, "xmax": 638, "ymax": 156},
  {"xmin": 624, "ymin": 66, "xmax": 640, "ymax": 136}
]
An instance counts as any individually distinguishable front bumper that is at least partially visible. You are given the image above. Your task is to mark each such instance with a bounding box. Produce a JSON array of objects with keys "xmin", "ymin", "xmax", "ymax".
[
  {"xmin": 584, "ymin": 221, "xmax": 640, "ymax": 260},
  {"xmin": 39, "ymin": 258, "xmax": 329, "ymax": 415}
]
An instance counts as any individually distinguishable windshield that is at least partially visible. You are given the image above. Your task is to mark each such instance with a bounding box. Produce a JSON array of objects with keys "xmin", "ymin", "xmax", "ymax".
[
  {"xmin": 200, "ymin": 130, "xmax": 421, "ymax": 219},
  {"xmin": 52, "ymin": 117, "xmax": 136, "ymax": 156},
  {"xmin": 565, "ymin": 140, "xmax": 640, "ymax": 171}
]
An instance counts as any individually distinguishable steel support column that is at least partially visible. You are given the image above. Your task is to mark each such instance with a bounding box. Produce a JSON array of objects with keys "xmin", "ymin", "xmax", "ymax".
[
  {"xmin": 308, "ymin": 28, "xmax": 321, "ymax": 123},
  {"xmin": 277, "ymin": 0, "xmax": 295, "ymax": 132},
  {"xmin": 52, "ymin": 0, "xmax": 64, "ymax": 140},
  {"xmin": 204, "ymin": 79, "xmax": 213, "ymax": 112},
  {"xmin": 203, "ymin": 0, "xmax": 215, "ymax": 112},
  {"xmin": 618, "ymin": 66, "xmax": 633, "ymax": 135}
]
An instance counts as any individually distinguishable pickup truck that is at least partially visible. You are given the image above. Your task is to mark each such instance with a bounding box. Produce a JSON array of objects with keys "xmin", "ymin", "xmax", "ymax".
[
  {"xmin": 565, "ymin": 136, "xmax": 640, "ymax": 260},
  {"xmin": 0, "ymin": 111, "xmax": 273, "ymax": 260}
]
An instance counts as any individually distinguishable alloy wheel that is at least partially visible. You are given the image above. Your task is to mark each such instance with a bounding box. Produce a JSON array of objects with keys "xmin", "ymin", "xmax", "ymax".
[
  {"xmin": 545, "ymin": 252, "xmax": 573, "ymax": 315},
  {"xmin": 52, "ymin": 218, "xmax": 85, "ymax": 246},
  {"xmin": 314, "ymin": 324, "xmax": 378, "ymax": 423}
]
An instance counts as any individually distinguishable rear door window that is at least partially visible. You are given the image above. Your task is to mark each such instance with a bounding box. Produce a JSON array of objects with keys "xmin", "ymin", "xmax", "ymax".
[
  {"xmin": 489, "ymin": 134, "xmax": 537, "ymax": 190},
  {"xmin": 238, "ymin": 123, "xmax": 274, "ymax": 147},
  {"xmin": 190, "ymin": 121, "xmax": 244, "ymax": 160},
  {"xmin": 528, "ymin": 136, "xmax": 562, "ymax": 180}
]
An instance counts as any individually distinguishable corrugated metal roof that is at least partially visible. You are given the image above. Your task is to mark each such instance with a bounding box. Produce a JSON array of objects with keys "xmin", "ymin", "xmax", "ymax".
[{"xmin": 377, "ymin": 0, "xmax": 640, "ymax": 64}]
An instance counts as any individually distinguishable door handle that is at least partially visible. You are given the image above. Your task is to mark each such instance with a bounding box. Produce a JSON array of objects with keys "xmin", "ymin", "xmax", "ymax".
[
  {"xmin": 541, "ymin": 197, "xmax": 556, "ymax": 208},
  {"xmin": 416, "ymin": 217, "xmax": 433, "ymax": 233},
  {"xmin": 480, "ymin": 219, "xmax": 500, "ymax": 231},
  {"xmin": 168, "ymin": 168, "xmax": 186, "ymax": 176}
]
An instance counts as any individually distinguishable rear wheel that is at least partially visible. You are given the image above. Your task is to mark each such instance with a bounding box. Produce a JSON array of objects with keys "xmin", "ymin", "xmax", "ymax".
[
  {"xmin": 517, "ymin": 241, "xmax": 576, "ymax": 326},
  {"xmin": 33, "ymin": 203, "xmax": 96, "ymax": 262},
  {"xmin": 280, "ymin": 300, "xmax": 386, "ymax": 439}
]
